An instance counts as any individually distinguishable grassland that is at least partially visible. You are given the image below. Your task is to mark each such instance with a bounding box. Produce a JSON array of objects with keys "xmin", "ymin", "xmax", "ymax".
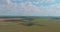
[{"xmin": 0, "ymin": 17, "xmax": 60, "ymax": 32}]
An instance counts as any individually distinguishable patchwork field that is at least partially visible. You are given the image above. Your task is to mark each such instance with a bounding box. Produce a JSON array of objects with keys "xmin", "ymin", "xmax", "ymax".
[{"xmin": 0, "ymin": 17, "xmax": 60, "ymax": 32}]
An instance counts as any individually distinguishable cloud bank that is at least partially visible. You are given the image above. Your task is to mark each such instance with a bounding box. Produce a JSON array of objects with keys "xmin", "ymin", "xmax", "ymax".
[{"xmin": 0, "ymin": 0, "xmax": 60, "ymax": 16}]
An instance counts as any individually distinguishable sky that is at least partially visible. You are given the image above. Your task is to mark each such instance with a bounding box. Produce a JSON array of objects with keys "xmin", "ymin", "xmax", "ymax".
[{"xmin": 0, "ymin": 0, "xmax": 60, "ymax": 16}]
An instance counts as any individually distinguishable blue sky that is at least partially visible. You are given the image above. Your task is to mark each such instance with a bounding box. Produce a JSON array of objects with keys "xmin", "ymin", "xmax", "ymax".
[{"xmin": 0, "ymin": 0, "xmax": 60, "ymax": 16}]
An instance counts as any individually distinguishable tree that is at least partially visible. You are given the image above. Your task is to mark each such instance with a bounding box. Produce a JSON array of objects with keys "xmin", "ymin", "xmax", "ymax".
[{"xmin": 23, "ymin": 18, "xmax": 34, "ymax": 26}]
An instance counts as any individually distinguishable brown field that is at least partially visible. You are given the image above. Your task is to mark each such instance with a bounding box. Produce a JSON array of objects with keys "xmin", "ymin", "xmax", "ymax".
[{"xmin": 0, "ymin": 18, "xmax": 27, "ymax": 22}]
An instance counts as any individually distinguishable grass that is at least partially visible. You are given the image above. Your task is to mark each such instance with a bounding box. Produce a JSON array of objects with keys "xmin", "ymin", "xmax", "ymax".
[{"xmin": 0, "ymin": 18, "xmax": 60, "ymax": 32}]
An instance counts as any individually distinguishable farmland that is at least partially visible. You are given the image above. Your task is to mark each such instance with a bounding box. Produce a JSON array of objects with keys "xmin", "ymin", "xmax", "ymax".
[{"xmin": 0, "ymin": 16, "xmax": 60, "ymax": 32}]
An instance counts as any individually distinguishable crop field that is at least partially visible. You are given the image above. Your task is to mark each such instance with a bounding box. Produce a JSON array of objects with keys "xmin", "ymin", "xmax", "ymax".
[{"xmin": 0, "ymin": 17, "xmax": 60, "ymax": 32}]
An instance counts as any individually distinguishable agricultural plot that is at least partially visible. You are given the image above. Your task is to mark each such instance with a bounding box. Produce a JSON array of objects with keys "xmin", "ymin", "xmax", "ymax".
[{"xmin": 0, "ymin": 18, "xmax": 60, "ymax": 32}]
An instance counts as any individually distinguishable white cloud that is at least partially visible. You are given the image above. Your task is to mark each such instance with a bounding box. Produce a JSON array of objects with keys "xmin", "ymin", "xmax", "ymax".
[
  {"xmin": 0, "ymin": 0, "xmax": 60, "ymax": 16},
  {"xmin": 36, "ymin": 0, "xmax": 55, "ymax": 3}
]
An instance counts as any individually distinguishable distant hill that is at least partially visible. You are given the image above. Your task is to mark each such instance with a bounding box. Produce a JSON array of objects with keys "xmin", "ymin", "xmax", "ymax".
[{"xmin": 0, "ymin": 16, "xmax": 60, "ymax": 19}]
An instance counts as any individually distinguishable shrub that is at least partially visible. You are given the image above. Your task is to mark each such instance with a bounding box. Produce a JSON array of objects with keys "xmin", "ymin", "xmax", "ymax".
[{"xmin": 25, "ymin": 22, "xmax": 34, "ymax": 26}]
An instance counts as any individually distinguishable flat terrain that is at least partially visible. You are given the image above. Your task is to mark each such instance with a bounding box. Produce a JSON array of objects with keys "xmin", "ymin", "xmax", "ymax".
[{"xmin": 0, "ymin": 18, "xmax": 60, "ymax": 32}]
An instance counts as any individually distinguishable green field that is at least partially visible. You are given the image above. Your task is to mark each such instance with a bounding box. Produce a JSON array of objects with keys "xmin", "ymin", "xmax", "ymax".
[{"xmin": 0, "ymin": 18, "xmax": 60, "ymax": 32}]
